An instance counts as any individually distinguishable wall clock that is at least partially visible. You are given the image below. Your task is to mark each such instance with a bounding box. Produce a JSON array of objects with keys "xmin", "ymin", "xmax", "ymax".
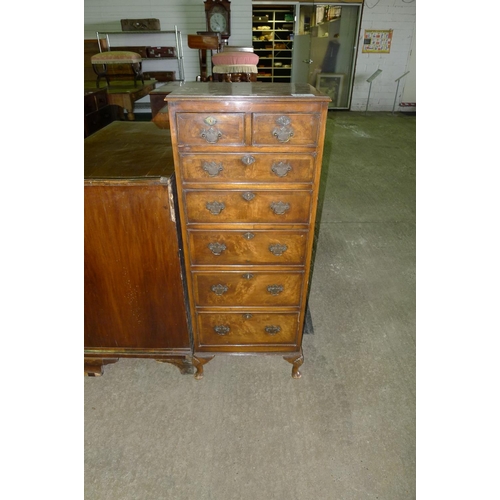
[{"xmin": 205, "ymin": 0, "xmax": 231, "ymax": 42}]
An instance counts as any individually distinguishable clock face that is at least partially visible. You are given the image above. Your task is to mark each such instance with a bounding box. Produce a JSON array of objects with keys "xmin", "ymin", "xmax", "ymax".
[
  {"xmin": 210, "ymin": 12, "xmax": 227, "ymax": 32},
  {"xmin": 207, "ymin": 2, "xmax": 230, "ymax": 37}
]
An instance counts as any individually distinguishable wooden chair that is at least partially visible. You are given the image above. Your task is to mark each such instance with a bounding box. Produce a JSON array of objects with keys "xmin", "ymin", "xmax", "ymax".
[{"xmin": 187, "ymin": 33, "xmax": 221, "ymax": 82}]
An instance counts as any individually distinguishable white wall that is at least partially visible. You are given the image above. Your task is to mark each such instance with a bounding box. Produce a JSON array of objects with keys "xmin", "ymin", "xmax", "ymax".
[
  {"xmin": 84, "ymin": 0, "xmax": 252, "ymax": 83},
  {"xmin": 350, "ymin": 0, "xmax": 416, "ymax": 111}
]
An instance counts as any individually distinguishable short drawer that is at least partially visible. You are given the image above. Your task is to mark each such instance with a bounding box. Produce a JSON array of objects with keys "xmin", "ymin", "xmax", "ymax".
[
  {"xmin": 178, "ymin": 153, "xmax": 316, "ymax": 183},
  {"xmin": 184, "ymin": 189, "xmax": 312, "ymax": 224},
  {"xmin": 193, "ymin": 271, "xmax": 303, "ymax": 307},
  {"xmin": 252, "ymin": 113, "xmax": 320, "ymax": 147},
  {"xmin": 197, "ymin": 311, "xmax": 299, "ymax": 346},
  {"xmin": 176, "ymin": 113, "xmax": 245, "ymax": 146},
  {"xmin": 188, "ymin": 229, "xmax": 308, "ymax": 265}
]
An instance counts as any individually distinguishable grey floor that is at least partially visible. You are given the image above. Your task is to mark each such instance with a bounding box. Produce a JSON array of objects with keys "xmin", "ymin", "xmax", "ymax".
[{"xmin": 85, "ymin": 111, "xmax": 416, "ymax": 500}]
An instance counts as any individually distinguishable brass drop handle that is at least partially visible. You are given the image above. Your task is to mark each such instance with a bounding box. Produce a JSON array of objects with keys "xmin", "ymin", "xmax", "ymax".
[
  {"xmin": 214, "ymin": 325, "xmax": 230, "ymax": 336},
  {"xmin": 269, "ymin": 244, "xmax": 288, "ymax": 256},
  {"xmin": 265, "ymin": 325, "xmax": 281, "ymax": 335},
  {"xmin": 200, "ymin": 128, "xmax": 222, "ymax": 144},
  {"xmin": 267, "ymin": 284, "xmax": 284, "ymax": 295},
  {"xmin": 202, "ymin": 161, "xmax": 224, "ymax": 177},
  {"xmin": 272, "ymin": 115, "xmax": 294, "ymax": 143},
  {"xmin": 211, "ymin": 284, "xmax": 228, "ymax": 296},
  {"xmin": 206, "ymin": 201, "xmax": 225, "ymax": 215},
  {"xmin": 200, "ymin": 116, "xmax": 222, "ymax": 144},
  {"xmin": 208, "ymin": 242, "xmax": 226, "ymax": 256},
  {"xmin": 270, "ymin": 201, "xmax": 290, "ymax": 215},
  {"xmin": 271, "ymin": 161, "xmax": 292, "ymax": 177}
]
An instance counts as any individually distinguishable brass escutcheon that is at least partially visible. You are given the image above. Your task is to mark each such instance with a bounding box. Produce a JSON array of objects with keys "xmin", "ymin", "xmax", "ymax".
[
  {"xmin": 242, "ymin": 192, "xmax": 256, "ymax": 201},
  {"xmin": 241, "ymin": 155, "xmax": 256, "ymax": 166}
]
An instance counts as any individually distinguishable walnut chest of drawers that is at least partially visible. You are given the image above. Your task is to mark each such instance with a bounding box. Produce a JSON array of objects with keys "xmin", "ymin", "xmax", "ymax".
[{"xmin": 165, "ymin": 82, "xmax": 330, "ymax": 379}]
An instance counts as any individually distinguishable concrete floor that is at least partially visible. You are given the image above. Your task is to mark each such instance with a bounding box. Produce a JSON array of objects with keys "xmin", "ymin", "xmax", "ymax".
[{"xmin": 84, "ymin": 111, "xmax": 416, "ymax": 499}]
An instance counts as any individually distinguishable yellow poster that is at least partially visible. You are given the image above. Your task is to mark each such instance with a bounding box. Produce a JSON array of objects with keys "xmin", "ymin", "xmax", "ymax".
[{"xmin": 362, "ymin": 29, "xmax": 393, "ymax": 53}]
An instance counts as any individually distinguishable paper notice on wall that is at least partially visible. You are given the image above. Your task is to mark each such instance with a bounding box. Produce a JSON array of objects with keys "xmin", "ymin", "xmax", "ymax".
[{"xmin": 362, "ymin": 29, "xmax": 393, "ymax": 53}]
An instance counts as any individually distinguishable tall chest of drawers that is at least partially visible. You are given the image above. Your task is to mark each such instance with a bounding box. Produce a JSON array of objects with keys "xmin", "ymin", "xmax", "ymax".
[{"xmin": 165, "ymin": 82, "xmax": 330, "ymax": 379}]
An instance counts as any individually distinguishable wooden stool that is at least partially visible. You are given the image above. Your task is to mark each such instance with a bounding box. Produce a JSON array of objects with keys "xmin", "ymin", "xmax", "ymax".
[
  {"xmin": 91, "ymin": 51, "xmax": 144, "ymax": 88},
  {"xmin": 212, "ymin": 47, "xmax": 259, "ymax": 83}
]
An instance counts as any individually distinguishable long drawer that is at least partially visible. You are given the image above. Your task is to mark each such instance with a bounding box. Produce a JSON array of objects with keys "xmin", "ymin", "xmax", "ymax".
[
  {"xmin": 178, "ymin": 153, "xmax": 316, "ymax": 183},
  {"xmin": 188, "ymin": 229, "xmax": 308, "ymax": 266},
  {"xmin": 197, "ymin": 311, "xmax": 300, "ymax": 346},
  {"xmin": 193, "ymin": 271, "xmax": 304, "ymax": 307},
  {"xmin": 184, "ymin": 189, "xmax": 312, "ymax": 224}
]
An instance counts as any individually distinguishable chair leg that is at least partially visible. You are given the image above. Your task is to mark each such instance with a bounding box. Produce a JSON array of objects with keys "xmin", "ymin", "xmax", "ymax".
[
  {"xmin": 92, "ymin": 63, "xmax": 109, "ymax": 88},
  {"xmin": 131, "ymin": 62, "xmax": 144, "ymax": 87}
]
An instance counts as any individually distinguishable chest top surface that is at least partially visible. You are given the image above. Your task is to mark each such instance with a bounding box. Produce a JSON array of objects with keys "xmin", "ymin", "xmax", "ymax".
[{"xmin": 164, "ymin": 82, "xmax": 330, "ymax": 102}]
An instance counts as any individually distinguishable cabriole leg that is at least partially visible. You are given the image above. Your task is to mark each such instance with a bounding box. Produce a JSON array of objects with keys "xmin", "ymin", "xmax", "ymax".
[
  {"xmin": 283, "ymin": 351, "xmax": 304, "ymax": 379},
  {"xmin": 192, "ymin": 355, "xmax": 215, "ymax": 380}
]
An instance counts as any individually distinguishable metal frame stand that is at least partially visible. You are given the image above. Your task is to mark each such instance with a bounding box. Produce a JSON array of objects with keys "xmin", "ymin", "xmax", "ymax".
[
  {"xmin": 365, "ymin": 69, "xmax": 382, "ymax": 115},
  {"xmin": 392, "ymin": 71, "xmax": 410, "ymax": 115}
]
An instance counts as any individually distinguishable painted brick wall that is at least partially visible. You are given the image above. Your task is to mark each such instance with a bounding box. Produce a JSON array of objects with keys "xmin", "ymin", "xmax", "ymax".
[
  {"xmin": 351, "ymin": 0, "xmax": 415, "ymax": 111},
  {"xmin": 84, "ymin": 0, "xmax": 252, "ymax": 83}
]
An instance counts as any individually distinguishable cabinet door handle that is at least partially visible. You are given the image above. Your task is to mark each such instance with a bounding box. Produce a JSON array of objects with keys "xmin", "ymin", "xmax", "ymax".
[
  {"xmin": 202, "ymin": 161, "xmax": 223, "ymax": 177},
  {"xmin": 241, "ymin": 155, "xmax": 255, "ymax": 166},
  {"xmin": 269, "ymin": 243, "xmax": 288, "ymax": 256},
  {"xmin": 211, "ymin": 284, "xmax": 228, "ymax": 296},
  {"xmin": 271, "ymin": 161, "xmax": 292, "ymax": 177},
  {"xmin": 208, "ymin": 242, "xmax": 226, "ymax": 256},
  {"xmin": 214, "ymin": 325, "xmax": 230, "ymax": 336},
  {"xmin": 267, "ymin": 284, "xmax": 284, "ymax": 295},
  {"xmin": 265, "ymin": 325, "xmax": 281, "ymax": 335},
  {"xmin": 270, "ymin": 201, "xmax": 290, "ymax": 215},
  {"xmin": 206, "ymin": 201, "xmax": 225, "ymax": 215}
]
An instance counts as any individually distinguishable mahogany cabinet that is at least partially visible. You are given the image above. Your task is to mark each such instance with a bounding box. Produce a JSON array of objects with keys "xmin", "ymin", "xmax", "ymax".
[
  {"xmin": 84, "ymin": 122, "xmax": 192, "ymax": 375},
  {"xmin": 165, "ymin": 82, "xmax": 330, "ymax": 379}
]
